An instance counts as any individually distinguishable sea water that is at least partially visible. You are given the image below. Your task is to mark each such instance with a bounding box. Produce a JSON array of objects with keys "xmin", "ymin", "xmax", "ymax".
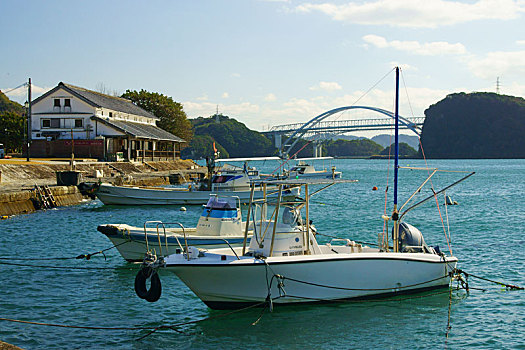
[{"xmin": 0, "ymin": 159, "xmax": 523, "ymax": 349}]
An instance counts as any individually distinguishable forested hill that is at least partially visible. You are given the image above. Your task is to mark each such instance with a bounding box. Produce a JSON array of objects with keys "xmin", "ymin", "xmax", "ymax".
[
  {"xmin": 0, "ymin": 91, "xmax": 23, "ymax": 114},
  {"xmin": 420, "ymin": 92, "xmax": 525, "ymax": 158},
  {"xmin": 181, "ymin": 115, "xmax": 277, "ymax": 159}
]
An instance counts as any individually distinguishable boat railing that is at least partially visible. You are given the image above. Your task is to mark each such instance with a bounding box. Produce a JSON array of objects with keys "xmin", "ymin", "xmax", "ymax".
[
  {"xmin": 157, "ymin": 222, "xmax": 188, "ymax": 258},
  {"xmin": 217, "ymin": 239, "xmax": 241, "ymax": 260},
  {"xmin": 143, "ymin": 220, "xmax": 187, "ymax": 258}
]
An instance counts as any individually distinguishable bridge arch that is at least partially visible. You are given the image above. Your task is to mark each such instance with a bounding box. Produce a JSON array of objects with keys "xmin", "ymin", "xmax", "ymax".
[{"xmin": 280, "ymin": 105, "xmax": 420, "ymax": 158}]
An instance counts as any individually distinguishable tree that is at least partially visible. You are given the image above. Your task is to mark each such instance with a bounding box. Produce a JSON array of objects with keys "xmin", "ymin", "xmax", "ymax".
[
  {"xmin": 0, "ymin": 111, "xmax": 25, "ymax": 153},
  {"xmin": 121, "ymin": 89, "xmax": 193, "ymax": 142},
  {"xmin": 420, "ymin": 92, "xmax": 525, "ymax": 158},
  {"xmin": 181, "ymin": 134, "xmax": 229, "ymax": 159},
  {"xmin": 182, "ymin": 114, "xmax": 276, "ymax": 159}
]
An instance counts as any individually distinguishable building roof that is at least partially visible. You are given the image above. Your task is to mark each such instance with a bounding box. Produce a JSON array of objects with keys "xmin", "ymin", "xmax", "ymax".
[
  {"xmin": 32, "ymin": 82, "xmax": 158, "ymax": 120},
  {"xmin": 91, "ymin": 116, "xmax": 185, "ymax": 142}
]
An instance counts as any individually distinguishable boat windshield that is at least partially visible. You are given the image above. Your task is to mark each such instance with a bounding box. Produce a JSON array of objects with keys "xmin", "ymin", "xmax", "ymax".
[
  {"xmin": 290, "ymin": 166, "xmax": 305, "ymax": 174},
  {"xmin": 206, "ymin": 196, "xmax": 237, "ymax": 209},
  {"xmin": 212, "ymin": 175, "xmax": 236, "ymax": 183}
]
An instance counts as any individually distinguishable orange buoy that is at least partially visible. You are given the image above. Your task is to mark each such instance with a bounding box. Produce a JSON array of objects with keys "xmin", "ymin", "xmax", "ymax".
[{"xmin": 372, "ymin": 186, "xmax": 378, "ymax": 191}]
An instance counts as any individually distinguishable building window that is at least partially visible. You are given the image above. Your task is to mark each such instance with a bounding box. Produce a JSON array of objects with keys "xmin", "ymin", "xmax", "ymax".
[
  {"xmin": 109, "ymin": 112, "xmax": 113, "ymax": 118},
  {"xmin": 54, "ymin": 99, "xmax": 61, "ymax": 107},
  {"xmin": 64, "ymin": 99, "xmax": 71, "ymax": 107},
  {"xmin": 42, "ymin": 119, "xmax": 51, "ymax": 128},
  {"xmin": 51, "ymin": 119, "xmax": 60, "ymax": 128},
  {"xmin": 74, "ymin": 119, "xmax": 83, "ymax": 128}
]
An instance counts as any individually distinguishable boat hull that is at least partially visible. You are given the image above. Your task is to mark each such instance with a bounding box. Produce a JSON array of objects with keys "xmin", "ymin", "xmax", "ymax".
[
  {"xmin": 98, "ymin": 225, "xmax": 248, "ymax": 262},
  {"xmin": 95, "ymin": 183, "xmax": 294, "ymax": 205},
  {"xmin": 165, "ymin": 252, "xmax": 457, "ymax": 309}
]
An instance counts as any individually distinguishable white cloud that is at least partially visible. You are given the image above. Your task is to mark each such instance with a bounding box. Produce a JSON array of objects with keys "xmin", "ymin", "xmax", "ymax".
[
  {"xmin": 296, "ymin": 0, "xmax": 525, "ymax": 28},
  {"xmin": 309, "ymin": 81, "xmax": 343, "ymax": 91},
  {"xmin": 264, "ymin": 93, "xmax": 277, "ymax": 101},
  {"xmin": 196, "ymin": 94, "xmax": 208, "ymax": 101},
  {"xmin": 517, "ymin": 40, "xmax": 525, "ymax": 45},
  {"xmin": 222, "ymin": 92, "xmax": 229, "ymax": 98},
  {"xmin": 503, "ymin": 81, "xmax": 525, "ymax": 97},
  {"xmin": 465, "ymin": 50, "xmax": 525, "ymax": 79},
  {"xmin": 231, "ymin": 73, "xmax": 241, "ymax": 78},
  {"xmin": 363, "ymin": 34, "xmax": 466, "ymax": 55}
]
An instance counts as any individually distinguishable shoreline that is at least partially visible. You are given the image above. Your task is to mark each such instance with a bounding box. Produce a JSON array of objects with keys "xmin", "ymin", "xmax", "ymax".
[{"xmin": 0, "ymin": 158, "xmax": 206, "ymax": 217}]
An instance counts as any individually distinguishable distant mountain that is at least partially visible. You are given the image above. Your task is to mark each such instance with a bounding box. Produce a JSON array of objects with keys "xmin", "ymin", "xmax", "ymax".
[
  {"xmin": 420, "ymin": 92, "xmax": 525, "ymax": 158},
  {"xmin": 371, "ymin": 134, "xmax": 419, "ymax": 149},
  {"xmin": 379, "ymin": 142, "xmax": 418, "ymax": 157},
  {"xmin": 324, "ymin": 139, "xmax": 383, "ymax": 157}
]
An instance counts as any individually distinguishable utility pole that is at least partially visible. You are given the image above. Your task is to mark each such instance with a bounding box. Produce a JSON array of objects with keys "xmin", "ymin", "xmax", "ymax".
[
  {"xmin": 496, "ymin": 77, "xmax": 501, "ymax": 94},
  {"xmin": 27, "ymin": 78, "xmax": 32, "ymax": 162}
]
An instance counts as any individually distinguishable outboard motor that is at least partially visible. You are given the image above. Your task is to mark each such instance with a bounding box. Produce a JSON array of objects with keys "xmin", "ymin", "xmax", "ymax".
[{"xmin": 393, "ymin": 222, "xmax": 427, "ymax": 253}]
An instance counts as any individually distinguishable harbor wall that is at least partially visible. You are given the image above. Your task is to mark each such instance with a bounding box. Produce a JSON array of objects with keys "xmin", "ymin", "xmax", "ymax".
[{"xmin": 0, "ymin": 186, "xmax": 84, "ymax": 217}]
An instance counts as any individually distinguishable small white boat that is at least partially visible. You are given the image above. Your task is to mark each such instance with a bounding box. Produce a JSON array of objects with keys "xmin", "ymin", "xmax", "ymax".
[
  {"xmin": 132, "ymin": 67, "xmax": 472, "ymax": 308},
  {"xmin": 98, "ymin": 195, "xmax": 250, "ymax": 262},
  {"xmin": 95, "ymin": 157, "xmax": 294, "ymax": 205},
  {"xmin": 287, "ymin": 157, "xmax": 342, "ymax": 179}
]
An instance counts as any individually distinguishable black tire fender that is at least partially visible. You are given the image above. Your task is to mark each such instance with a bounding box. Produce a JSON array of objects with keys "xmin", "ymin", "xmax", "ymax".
[{"xmin": 134, "ymin": 268, "xmax": 162, "ymax": 302}]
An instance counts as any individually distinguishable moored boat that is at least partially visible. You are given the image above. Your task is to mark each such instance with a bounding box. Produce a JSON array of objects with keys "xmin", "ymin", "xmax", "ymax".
[
  {"xmin": 132, "ymin": 67, "xmax": 472, "ymax": 309},
  {"xmin": 286, "ymin": 157, "xmax": 342, "ymax": 179},
  {"xmin": 98, "ymin": 195, "xmax": 250, "ymax": 262},
  {"xmin": 95, "ymin": 157, "xmax": 295, "ymax": 205}
]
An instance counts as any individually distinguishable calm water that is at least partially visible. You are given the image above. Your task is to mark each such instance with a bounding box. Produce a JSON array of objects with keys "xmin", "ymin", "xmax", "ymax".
[{"xmin": 1, "ymin": 159, "xmax": 523, "ymax": 349}]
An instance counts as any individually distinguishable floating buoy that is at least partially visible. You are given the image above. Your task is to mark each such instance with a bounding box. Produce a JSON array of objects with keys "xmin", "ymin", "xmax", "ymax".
[
  {"xmin": 180, "ymin": 206, "xmax": 187, "ymax": 211},
  {"xmin": 372, "ymin": 186, "xmax": 378, "ymax": 191}
]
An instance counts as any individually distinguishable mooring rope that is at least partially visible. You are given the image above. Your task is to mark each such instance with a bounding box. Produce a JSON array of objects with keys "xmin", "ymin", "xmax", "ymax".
[
  {"xmin": 0, "ymin": 241, "xmax": 131, "ymax": 261},
  {"xmin": 0, "ymin": 300, "xmax": 268, "ymax": 341},
  {"xmin": 1, "ymin": 266, "xmax": 520, "ymax": 341},
  {"xmin": 275, "ymin": 273, "xmax": 450, "ymax": 292},
  {"xmin": 455, "ymin": 269, "xmax": 523, "ymax": 291},
  {"xmin": 0, "ymin": 261, "xmax": 135, "ymax": 271}
]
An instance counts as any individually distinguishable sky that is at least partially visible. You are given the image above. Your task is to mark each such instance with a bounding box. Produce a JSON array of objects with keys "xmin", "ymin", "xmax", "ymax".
[{"xmin": 2, "ymin": 0, "xmax": 525, "ymax": 136}]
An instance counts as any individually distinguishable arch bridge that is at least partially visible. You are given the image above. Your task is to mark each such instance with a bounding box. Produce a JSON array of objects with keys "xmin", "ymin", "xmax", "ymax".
[{"xmin": 265, "ymin": 106, "xmax": 424, "ymax": 158}]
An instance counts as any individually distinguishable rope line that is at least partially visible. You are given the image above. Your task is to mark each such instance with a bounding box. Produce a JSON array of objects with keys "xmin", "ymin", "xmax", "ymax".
[
  {"xmin": 0, "ymin": 261, "xmax": 135, "ymax": 271},
  {"xmin": 0, "ymin": 241, "xmax": 130, "ymax": 261},
  {"xmin": 0, "ymin": 267, "xmax": 518, "ymax": 339},
  {"xmin": 0, "ymin": 300, "xmax": 268, "ymax": 340},
  {"xmin": 455, "ymin": 269, "xmax": 523, "ymax": 290},
  {"xmin": 279, "ymin": 273, "xmax": 450, "ymax": 291}
]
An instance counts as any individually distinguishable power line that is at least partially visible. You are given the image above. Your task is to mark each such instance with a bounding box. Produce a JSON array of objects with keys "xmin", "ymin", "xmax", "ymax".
[{"xmin": 1, "ymin": 82, "xmax": 28, "ymax": 95}]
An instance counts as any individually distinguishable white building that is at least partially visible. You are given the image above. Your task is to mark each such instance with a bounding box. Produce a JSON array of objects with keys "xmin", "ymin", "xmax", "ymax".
[{"xmin": 30, "ymin": 82, "xmax": 186, "ymax": 161}]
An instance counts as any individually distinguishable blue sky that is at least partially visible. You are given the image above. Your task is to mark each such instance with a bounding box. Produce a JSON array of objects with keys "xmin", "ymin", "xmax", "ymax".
[{"xmin": 2, "ymin": 0, "xmax": 525, "ymax": 135}]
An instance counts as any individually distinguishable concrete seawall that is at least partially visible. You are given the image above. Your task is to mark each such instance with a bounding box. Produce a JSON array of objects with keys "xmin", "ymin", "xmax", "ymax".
[
  {"xmin": 0, "ymin": 186, "xmax": 85, "ymax": 217},
  {"xmin": 0, "ymin": 159, "xmax": 206, "ymax": 218}
]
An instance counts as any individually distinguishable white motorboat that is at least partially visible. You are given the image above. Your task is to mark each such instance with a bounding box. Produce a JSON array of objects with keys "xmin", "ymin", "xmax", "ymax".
[
  {"xmin": 95, "ymin": 157, "xmax": 293, "ymax": 205},
  {"xmin": 98, "ymin": 195, "xmax": 251, "ymax": 262},
  {"xmin": 287, "ymin": 157, "xmax": 342, "ymax": 179},
  {"xmin": 133, "ymin": 67, "xmax": 472, "ymax": 308}
]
